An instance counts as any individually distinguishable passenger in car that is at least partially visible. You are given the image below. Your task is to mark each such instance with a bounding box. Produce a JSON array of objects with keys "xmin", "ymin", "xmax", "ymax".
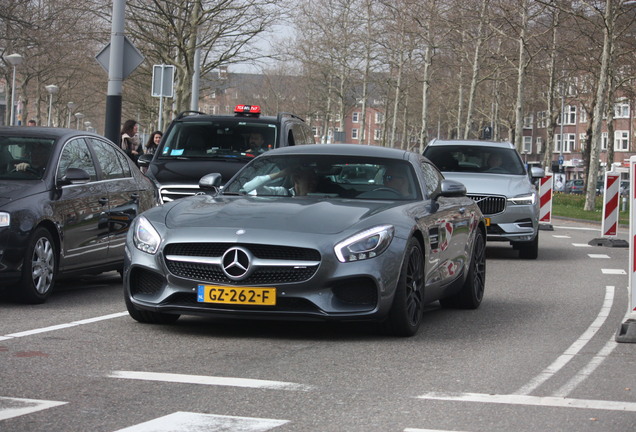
[{"xmin": 383, "ymin": 166, "xmax": 411, "ymax": 196}]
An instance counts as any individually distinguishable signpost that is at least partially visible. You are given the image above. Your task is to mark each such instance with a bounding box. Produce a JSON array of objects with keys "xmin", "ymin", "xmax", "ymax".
[{"xmin": 151, "ymin": 64, "xmax": 175, "ymax": 131}]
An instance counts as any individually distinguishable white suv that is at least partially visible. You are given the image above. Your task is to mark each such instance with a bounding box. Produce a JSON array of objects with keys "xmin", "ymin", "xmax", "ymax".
[{"xmin": 423, "ymin": 139, "xmax": 544, "ymax": 259}]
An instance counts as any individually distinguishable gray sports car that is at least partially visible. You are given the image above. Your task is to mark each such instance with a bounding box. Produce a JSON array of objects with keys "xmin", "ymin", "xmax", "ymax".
[{"xmin": 124, "ymin": 144, "xmax": 486, "ymax": 336}]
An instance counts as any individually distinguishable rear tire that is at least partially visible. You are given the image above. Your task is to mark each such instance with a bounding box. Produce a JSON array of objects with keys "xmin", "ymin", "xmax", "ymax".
[
  {"xmin": 440, "ymin": 229, "xmax": 485, "ymax": 309},
  {"xmin": 15, "ymin": 227, "xmax": 57, "ymax": 304},
  {"xmin": 384, "ymin": 238, "xmax": 425, "ymax": 337},
  {"xmin": 125, "ymin": 293, "xmax": 180, "ymax": 324}
]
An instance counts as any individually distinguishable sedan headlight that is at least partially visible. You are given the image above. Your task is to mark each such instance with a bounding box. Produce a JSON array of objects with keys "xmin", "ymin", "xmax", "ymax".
[
  {"xmin": 0, "ymin": 212, "xmax": 9, "ymax": 227},
  {"xmin": 508, "ymin": 192, "xmax": 536, "ymax": 206},
  {"xmin": 335, "ymin": 225, "xmax": 394, "ymax": 263},
  {"xmin": 133, "ymin": 216, "xmax": 161, "ymax": 254}
]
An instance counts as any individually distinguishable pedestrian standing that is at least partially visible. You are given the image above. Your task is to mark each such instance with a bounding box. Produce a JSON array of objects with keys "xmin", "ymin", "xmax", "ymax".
[
  {"xmin": 120, "ymin": 120, "xmax": 140, "ymax": 162},
  {"xmin": 144, "ymin": 130, "xmax": 162, "ymax": 156}
]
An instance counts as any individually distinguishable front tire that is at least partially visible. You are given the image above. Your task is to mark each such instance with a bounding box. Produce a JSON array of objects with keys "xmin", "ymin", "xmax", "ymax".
[
  {"xmin": 440, "ymin": 228, "xmax": 486, "ymax": 309},
  {"xmin": 384, "ymin": 238, "xmax": 425, "ymax": 337},
  {"xmin": 15, "ymin": 227, "xmax": 57, "ymax": 304}
]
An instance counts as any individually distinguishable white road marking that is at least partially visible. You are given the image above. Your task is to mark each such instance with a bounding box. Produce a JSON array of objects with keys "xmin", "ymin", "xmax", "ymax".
[
  {"xmin": 553, "ymin": 335, "xmax": 618, "ymax": 397},
  {"xmin": 572, "ymin": 243, "xmax": 593, "ymax": 247},
  {"xmin": 405, "ymin": 429, "xmax": 470, "ymax": 432},
  {"xmin": 109, "ymin": 371, "xmax": 313, "ymax": 391},
  {"xmin": 588, "ymin": 254, "xmax": 610, "ymax": 259},
  {"xmin": 113, "ymin": 411, "xmax": 288, "ymax": 432},
  {"xmin": 601, "ymin": 269, "xmax": 627, "ymax": 275},
  {"xmin": 553, "ymin": 225, "xmax": 600, "ymax": 232},
  {"xmin": 0, "ymin": 312, "xmax": 128, "ymax": 341},
  {"xmin": 552, "ymin": 235, "xmax": 571, "ymax": 238},
  {"xmin": 0, "ymin": 396, "xmax": 67, "ymax": 421},
  {"xmin": 513, "ymin": 286, "xmax": 614, "ymax": 395},
  {"xmin": 416, "ymin": 392, "xmax": 636, "ymax": 412}
]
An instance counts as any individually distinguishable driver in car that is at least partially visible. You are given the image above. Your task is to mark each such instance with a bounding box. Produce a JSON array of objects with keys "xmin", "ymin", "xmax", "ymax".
[
  {"xmin": 14, "ymin": 143, "xmax": 51, "ymax": 175},
  {"xmin": 243, "ymin": 166, "xmax": 318, "ymax": 196}
]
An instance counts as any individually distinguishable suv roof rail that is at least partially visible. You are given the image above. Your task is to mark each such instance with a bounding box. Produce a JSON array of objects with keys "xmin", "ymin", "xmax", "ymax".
[
  {"xmin": 175, "ymin": 110, "xmax": 207, "ymax": 120},
  {"xmin": 277, "ymin": 112, "xmax": 306, "ymax": 123}
]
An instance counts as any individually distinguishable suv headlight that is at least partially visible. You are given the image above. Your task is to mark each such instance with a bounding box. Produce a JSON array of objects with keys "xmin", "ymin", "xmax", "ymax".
[
  {"xmin": 133, "ymin": 216, "xmax": 161, "ymax": 254},
  {"xmin": 335, "ymin": 225, "xmax": 394, "ymax": 263},
  {"xmin": 508, "ymin": 192, "xmax": 536, "ymax": 205},
  {"xmin": 0, "ymin": 212, "xmax": 9, "ymax": 227}
]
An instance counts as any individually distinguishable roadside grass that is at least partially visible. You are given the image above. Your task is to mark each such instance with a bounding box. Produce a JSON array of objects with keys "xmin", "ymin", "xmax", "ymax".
[{"xmin": 551, "ymin": 192, "xmax": 629, "ymax": 225}]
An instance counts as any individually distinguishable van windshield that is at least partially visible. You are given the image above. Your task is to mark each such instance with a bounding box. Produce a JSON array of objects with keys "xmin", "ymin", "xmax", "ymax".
[{"xmin": 158, "ymin": 121, "xmax": 278, "ymax": 159}]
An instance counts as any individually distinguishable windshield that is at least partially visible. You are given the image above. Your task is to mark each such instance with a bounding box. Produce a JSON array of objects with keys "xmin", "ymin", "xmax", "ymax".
[
  {"xmin": 425, "ymin": 145, "xmax": 526, "ymax": 175},
  {"xmin": 223, "ymin": 155, "xmax": 421, "ymax": 200},
  {"xmin": 159, "ymin": 120, "xmax": 277, "ymax": 160},
  {"xmin": 0, "ymin": 137, "xmax": 54, "ymax": 180}
]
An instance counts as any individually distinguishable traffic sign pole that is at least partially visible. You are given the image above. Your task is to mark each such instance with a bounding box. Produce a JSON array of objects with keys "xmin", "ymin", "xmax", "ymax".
[
  {"xmin": 616, "ymin": 155, "xmax": 636, "ymax": 342},
  {"xmin": 104, "ymin": 0, "xmax": 125, "ymax": 145}
]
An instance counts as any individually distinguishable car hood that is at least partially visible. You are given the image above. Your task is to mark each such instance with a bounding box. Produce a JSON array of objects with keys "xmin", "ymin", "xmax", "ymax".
[
  {"xmin": 148, "ymin": 158, "xmax": 252, "ymax": 186},
  {"xmin": 159, "ymin": 195, "xmax": 404, "ymax": 235},
  {"xmin": 441, "ymin": 172, "xmax": 533, "ymax": 197},
  {"xmin": 0, "ymin": 181, "xmax": 46, "ymax": 207}
]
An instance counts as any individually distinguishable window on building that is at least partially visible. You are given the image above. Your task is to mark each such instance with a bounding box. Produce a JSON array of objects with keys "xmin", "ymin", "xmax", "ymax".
[
  {"xmin": 564, "ymin": 133, "xmax": 575, "ymax": 152},
  {"xmin": 614, "ymin": 130, "xmax": 629, "ymax": 151},
  {"xmin": 559, "ymin": 105, "xmax": 576, "ymax": 125},
  {"xmin": 523, "ymin": 136, "xmax": 532, "ymax": 153},
  {"xmin": 614, "ymin": 102, "xmax": 630, "ymax": 119},
  {"xmin": 374, "ymin": 129, "xmax": 383, "ymax": 141},
  {"xmin": 537, "ymin": 111, "xmax": 547, "ymax": 128},
  {"xmin": 579, "ymin": 107, "xmax": 587, "ymax": 123},
  {"xmin": 375, "ymin": 112, "xmax": 384, "ymax": 124},
  {"xmin": 352, "ymin": 112, "xmax": 360, "ymax": 123},
  {"xmin": 601, "ymin": 132, "xmax": 608, "ymax": 151},
  {"xmin": 311, "ymin": 127, "xmax": 319, "ymax": 137},
  {"xmin": 523, "ymin": 115, "xmax": 533, "ymax": 129},
  {"xmin": 536, "ymin": 137, "xmax": 543, "ymax": 154},
  {"xmin": 553, "ymin": 134, "xmax": 562, "ymax": 153},
  {"xmin": 351, "ymin": 128, "xmax": 359, "ymax": 140}
]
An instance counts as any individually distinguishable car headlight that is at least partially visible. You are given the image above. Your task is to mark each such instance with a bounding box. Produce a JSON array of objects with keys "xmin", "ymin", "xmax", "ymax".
[
  {"xmin": 0, "ymin": 212, "xmax": 9, "ymax": 227},
  {"xmin": 334, "ymin": 225, "xmax": 394, "ymax": 263},
  {"xmin": 508, "ymin": 192, "xmax": 536, "ymax": 205},
  {"xmin": 133, "ymin": 216, "xmax": 161, "ymax": 254}
]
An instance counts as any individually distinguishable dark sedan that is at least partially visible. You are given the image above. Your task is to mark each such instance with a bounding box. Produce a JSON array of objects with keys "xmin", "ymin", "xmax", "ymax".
[
  {"xmin": 124, "ymin": 144, "xmax": 486, "ymax": 336},
  {"xmin": 0, "ymin": 127, "xmax": 158, "ymax": 303}
]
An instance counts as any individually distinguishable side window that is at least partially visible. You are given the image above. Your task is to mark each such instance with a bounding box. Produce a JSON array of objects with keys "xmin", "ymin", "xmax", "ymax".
[
  {"xmin": 57, "ymin": 138, "xmax": 97, "ymax": 181},
  {"xmin": 89, "ymin": 138, "xmax": 130, "ymax": 180},
  {"xmin": 291, "ymin": 123, "xmax": 309, "ymax": 145},
  {"xmin": 420, "ymin": 159, "xmax": 442, "ymax": 198}
]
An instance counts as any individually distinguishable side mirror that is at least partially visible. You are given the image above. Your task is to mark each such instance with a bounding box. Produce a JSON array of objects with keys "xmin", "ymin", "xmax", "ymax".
[
  {"xmin": 530, "ymin": 166, "xmax": 545, "ymax": 179},
  {"xmin": 437, "ymin": 179, "xmax": 467, "ymax": 198},
  {"xmin": 58, "ymin": 167, "xmax": 90, "ymax": 186},
  {"xmin": 199, "ymin": 173, "xmax": 222, "ymax": 192},
  {"xmin": 137, "ymin": 153, "xmax": 153, "ymax": 168}
]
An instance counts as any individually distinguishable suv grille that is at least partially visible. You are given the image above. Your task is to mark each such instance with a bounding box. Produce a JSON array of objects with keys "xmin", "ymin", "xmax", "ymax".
[
  {"xmin": 159, "ymin": 185, "xmax": 202, "ymax": 203},
  {"xmin": 467, "ymin": 194, "xmax": 506, "ymax": 215},
  {"xmin": 163, "ymin": 243, "xmax": 321, "ymax": 285}
]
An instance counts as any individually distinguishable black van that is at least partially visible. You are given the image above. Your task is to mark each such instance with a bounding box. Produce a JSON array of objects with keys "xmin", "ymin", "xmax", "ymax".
[{"xmin": 139, "ymin": 104, "xmax": 315, "ymax": 203}]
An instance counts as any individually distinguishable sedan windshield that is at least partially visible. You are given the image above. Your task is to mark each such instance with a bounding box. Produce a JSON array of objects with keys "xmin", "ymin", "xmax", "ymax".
[
  {"xmin": 0, "ymin": 137, "xmax": 54, "ymax": 180},
  {"xmin": 222, "ymin": 155, "xmax": 421, "ymax": 200},
  {"xmin": 425, "ymin": 145, "xmax": 526, "ymax": 175}
]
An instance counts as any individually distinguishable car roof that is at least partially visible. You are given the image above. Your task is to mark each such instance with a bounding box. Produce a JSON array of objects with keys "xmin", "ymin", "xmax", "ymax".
[
  {"xmin": 265, "ymin": 143, "xmax": 413, "ymax": 159},
  {"xmin": 0, "ymin": 126, "xmax": 113, "ymax": 143},
  {"xmin": 427, "ymin": 138, "xmax": 516, "ymax": 149},
  {"xmin": 173, "ymin": 111, "xmax": 305, "ymax": 125}
]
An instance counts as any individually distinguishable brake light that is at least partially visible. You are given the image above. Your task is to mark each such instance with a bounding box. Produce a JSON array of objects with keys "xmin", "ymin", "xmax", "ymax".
[{"xmin": 234, "ymin": 104, "xmax": 261, "ymax": 116}]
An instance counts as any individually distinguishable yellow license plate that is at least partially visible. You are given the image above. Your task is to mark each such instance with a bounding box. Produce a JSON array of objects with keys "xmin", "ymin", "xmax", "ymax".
[
  {"xmin": 197, "ymin": 285, "xmax": 276, "ymax": 305},
  {"xmin": 484, "ymin": 217, "xmax": 491, "ymax": 226}
]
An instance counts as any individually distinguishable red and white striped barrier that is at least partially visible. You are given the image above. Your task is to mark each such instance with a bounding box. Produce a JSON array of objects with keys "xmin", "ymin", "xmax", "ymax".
[
  {"xmin": 601, "ymin": 172, "xmax": 620, "ymax": 237},
  {"xmin": 539, "ymin": 174, "xmax": 553, "ymax": 224},
  {"xmin": 616, "ymin": 155, "xmax": 636, "ymax": 342}
]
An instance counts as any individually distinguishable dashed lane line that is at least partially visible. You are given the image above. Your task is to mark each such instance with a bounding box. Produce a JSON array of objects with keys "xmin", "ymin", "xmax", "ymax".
[
  {"xmin": 113, "ymin": 412, "xmax": 288, "ymax": 432},
  {"xmin": 416, "ymin": 392, "xmax": 636, "ymax": 412},
  {"xmin": 601, "ymin": 269, "xmax": 627, "ymax": 275},
  {"xmin": 109, "ymin": 370, "xmax": 313, "ymax": 391},
  {"xmin": 0, "ymin": 312, "xmax": 128, "ymax": 342},
  {"xmin": 0, "ymin": 396, "xmax": 67, "ymax": 421}
]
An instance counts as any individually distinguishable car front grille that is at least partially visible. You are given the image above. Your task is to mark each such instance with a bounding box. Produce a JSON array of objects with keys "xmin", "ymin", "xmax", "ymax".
[
  {"xmin": 159, "ymin": 184, "xmax": 202, "ymax": 203},
  {"xmin": 163, "ymin": 242, "xmax": 321, "ymax": 285},
  {"xmin": 467, "ymin": 194, "xmax": 506, "ymax": 215}
]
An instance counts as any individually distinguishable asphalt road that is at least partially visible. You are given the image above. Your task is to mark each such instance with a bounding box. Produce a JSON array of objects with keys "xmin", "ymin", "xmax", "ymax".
[{"xmin": 1, "ymin": 218, "xmax": 634, "ymax": 432}]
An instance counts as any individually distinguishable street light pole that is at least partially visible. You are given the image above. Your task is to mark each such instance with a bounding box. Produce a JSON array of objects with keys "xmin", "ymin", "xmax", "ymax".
[
  {"xmin": 5, "ymin": 53, "xmax": 23, "ymax": 126},
  {"xmin": 45, "ymin": 84, "xmax": 59, "ymax": 127},
  {"xmin": 74, "ymin": 112, "xmax": 84, "ymax": 129},
  {"xmin": 67, "ymin": 102, "xmax": 76, "ymax": 128}
]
